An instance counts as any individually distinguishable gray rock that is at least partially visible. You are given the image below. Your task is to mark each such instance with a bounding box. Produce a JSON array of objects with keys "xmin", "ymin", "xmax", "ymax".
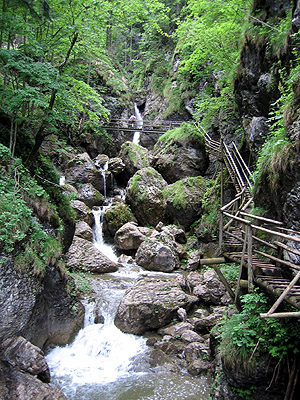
[
  {"xmin": 187, "ymin": 359, "xmax": 211, "ymax": 376},
  {"xmin": 126, "ymin": 167, "xmax": 168, "ymax": 226},
  {"xmin": 65, "ymin": 236, "xmax": 118, "ymax": 273},
  {"xmin": 192, "ymin": 270, "xmax": 226, "ymax": 305},
  {"xmin": 108, "ymin": 157, "xmax": 125, "ymax": 176},
  {"xmin": 65, "ymin": 152, "xmax": 103, "ymax": 192},
  {"xmin": 77, "ymin": 183, "xmax": 104, "ymax": 208},
  {"xmin": 135, "ymin": 230, "xmax": 180, "ymax": 272},
  {"xmin": 114, "ymin": 222, "xmax": 146, "ymax": 250},
  {"xmin": 119, "ymin": 141, "xmax": 150, "ymax": 180},
  {"xmin": 74, "ymin": 220, "xmax": 94, "ymax": 242},
  {"xmin": 0, "ymin": 336, "xmax": 50, "ymax": 382},
  {"xmin": 114, "ymin": 277, "xmax": 198, "ymax": 334},
  {"xmin": 151, "ymin": 123, "xmax": 209, "ymax": 183},
  {"xmin": 70, "ymin": 200, "xmax": 94, "ymax": 226}
]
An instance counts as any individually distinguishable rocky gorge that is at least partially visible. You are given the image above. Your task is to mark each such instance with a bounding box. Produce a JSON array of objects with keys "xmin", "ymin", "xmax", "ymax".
[{"xmin": 1, "ymin": 0, "xmax": 300, "ymax": 399}]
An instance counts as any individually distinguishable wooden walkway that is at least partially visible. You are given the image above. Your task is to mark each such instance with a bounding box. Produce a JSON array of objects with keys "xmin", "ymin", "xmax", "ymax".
[
  {"xmin": 196, "ymin": 123, "xmax": 300, "ymax": 318},
  {"xmin": 103, "ymin": 118, "xmax": 182, "ymax": 136}
]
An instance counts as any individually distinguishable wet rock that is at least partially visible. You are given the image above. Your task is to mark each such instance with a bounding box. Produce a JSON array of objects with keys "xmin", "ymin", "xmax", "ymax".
[
  {"xmin": 65, "ymin": 152, "xmax": 103, "ymax": 192},
  {"xmin": 114, "ymin": 277, "xmax": 198, "ymax": 334},
  {"xmin": 151, "ymin": 122, "xmax": 209, "ymax": 183},
  {"xmin": 187, "ymin": 359, "xmax": 211, "ymax": 376},
  {"xmin": 74, "ymin": 220, "xmax": 94, "ymax": 242},
  {"xmin": 94, "ymin": 154, "xmax": 109, "ymax": 169},
  {"xmin": 154, "ymin": 336, "xmax": 185, "ymax": 356},
  {"xmin": 108, "ymin": 157, "xmax": 125, "ymax": 176},
  {"xmin": 180, "ymin": 330, "xmax": 203, "ymax": 343},
  {"xmin": 77, "ymin": 183, "xmax": 104, "ymax": 208},
  {"xmin": 65, "ymin": 236, "xmax": 118, "ymax": 273},
  {"xmin": 135, "ymin": 230, "xmax": 180, "ymax": 272},
  {"xmin": 148, "ymin": 349, "xmax": 179, "ymax": 372},
  {"xmin": 125, "ymin": 167, "xmax": 167, "ymax": 227},
  {"xmin": 245, "ymin": 116, "xmax": 269, "ymax": 153},
  {"xmin": 118, "ymin": 254, "xmax": 134, "ymax": 264},
  {"xmin": 104, "ymin": 202, "xmax": 136, "ymax": 237},
  {"xmin": 70, "ymin": 200, "xmax": 94, "ymax": 226},
  {"xmin": 0, "ymin": 336, "xmax": 50, "ymax": 383},
  {"xmin": 158, "ymin": 322, "xmax": 193, "ymax": 338},
  {"xmin": 114, "ymin": 222, "xmax": 146, "ymax": 250},
  {"xmin": 0, "ymin": 361, "xmax": 66, "ymax": 399}
]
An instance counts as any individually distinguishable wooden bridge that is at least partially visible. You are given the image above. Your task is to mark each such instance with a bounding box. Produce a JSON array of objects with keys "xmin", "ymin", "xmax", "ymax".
[
  {"xmin": 103, "ymin": 118, "xmax": 182, "ymax": 135},
  {"xmin": 196, "ymin": 124, "xmax": 300, "ymax": 319}
]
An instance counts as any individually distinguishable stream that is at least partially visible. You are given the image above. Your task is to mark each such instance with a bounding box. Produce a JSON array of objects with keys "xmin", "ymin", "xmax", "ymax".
[
  {"xmin": 46, "ymin": 105, "xmax": 212, "ymax": 399},
  {"xmin": 46, "ymin": 209, "xmax": 212, "ymax": 399}
]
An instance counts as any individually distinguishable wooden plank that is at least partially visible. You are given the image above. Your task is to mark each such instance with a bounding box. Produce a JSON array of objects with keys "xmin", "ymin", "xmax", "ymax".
[
  {"xmin": 274, "ymin": 241, "xmax": 300, "ymax": 257},
  {"xmin": 251, "ymin": 224, "xmax": 300, "ymax": 244}
]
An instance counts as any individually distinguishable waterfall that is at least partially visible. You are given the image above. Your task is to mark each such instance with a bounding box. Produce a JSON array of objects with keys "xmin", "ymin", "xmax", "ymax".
[
  {"xmin": 59, "ymin": 176, "xmax": 65, "ymax": 186},
  {"xmin": 92, "ymin": 206, "xmax": 118, "ymax": 263},
  {"xmin": 100, "ymin": 161, "xmax": 108, "ymax": 198},
  {"xmin": 132, "ymin": 103, "xmax": 143, "ymax": 145}
]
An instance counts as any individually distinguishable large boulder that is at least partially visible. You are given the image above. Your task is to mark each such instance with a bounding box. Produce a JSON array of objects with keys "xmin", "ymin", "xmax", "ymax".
[
  {"xmin": 163, "ymin": 176, "xmax": 210, "ymax": 230},
  {"xmin": 114, "ymin": 222, "xmax": 151, "ymax": 250},
  {"xmin": 0, "ymin": 336, "xmax": 50, "ymax": 382},
  {"xmin": 0, "ymin": 361, "xmax": 66, "ymax": 399},
  {"xmin": 74, "ymin": 220, "xmax": 93, "ymax": 242},
  {"xmin": 125, "ymin": 167, "xmax": 168, "ymax": 226},
  {"xmin": 135, "ymin": 229, "xmax": 181, "ymax": 272},
  {"xmin": 0, "ymin": 257, "xmax": 84, "ymax": 349},
  {"xmin": 187, "ymin": 270, "xmax": 226, "ymax": 305},
  {"xmin": 114, "ymin": 277, "xmax": 198, "ymax": 335},
  {"xmin": 103, "ymin": 201, "xmax": 136, "ymax": 237},
  {"xmin": 151, "ymin": 123, "xmax": 209, "ymax": 183},
  {"xmin": 119, "ymin": 141, "xmax": 150, "ymax": 181},
  {"xmin": 64, "ymin": 152, "xmax": 104, "ymax": 192},
  {"xmin": 77, "ymin": 183, "xmax": 104, "ymax": 208},
  {"xmin": 70, "ymin": 200, "xmax": 94, "ymax": 226},
  {"xmin": 65, "ymin": 236, "xmax": 118, "ymax": 273}
]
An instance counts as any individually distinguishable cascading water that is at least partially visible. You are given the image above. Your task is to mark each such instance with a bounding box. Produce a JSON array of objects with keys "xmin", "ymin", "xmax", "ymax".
[
  {"xmin": 132, "ymin": 103, "xmax": 143, "ymax": 145},
  {"xmin": 100, "ymin": 161, "xmax": 108, "ymax": 198},
  {"xmin": 46, "ymin": 171, "xmax": 211, "ymax": 399}
]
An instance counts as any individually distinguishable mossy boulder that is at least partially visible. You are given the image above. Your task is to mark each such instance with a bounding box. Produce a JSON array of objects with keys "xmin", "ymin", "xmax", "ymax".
[
  {"xmin": 103, "ymin": 202, "xmax": 136, "ymax": 236},
  {"xmin": 162, "ymin": 176, "xmax": 211, "ymax": 230},
  {"xmin": 151, "ymin": 123, "xmax": 209, "ymax": 183},
  {"xmin": 125, "ymin": 167, "xmax": 168, "ymax": 226},
  {"xmin": 119, "ymin": 141, "xmax": 150, "ymax": 181}
]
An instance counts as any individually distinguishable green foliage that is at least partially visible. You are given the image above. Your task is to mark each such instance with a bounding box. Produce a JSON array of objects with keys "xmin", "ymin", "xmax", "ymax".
[
  {"xmin": 0, "ymin": 144, "xmax": 62, "ymax": 277},
  {"xmin": 105, "ymin": 203, "xmax": 135, "ymax": 233},
  {"xmin": 216, "ymin": 290, "xmax": 300, "ymax": 367},
  {"xmin": 68, "ymin": 271, "xmax": 91, "ymax": 295},
  {"xmin": 219, "ymin": 264, "xmax": 239, "ymax": 287}
]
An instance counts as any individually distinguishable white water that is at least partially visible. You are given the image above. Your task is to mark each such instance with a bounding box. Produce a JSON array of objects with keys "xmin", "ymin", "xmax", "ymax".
[
  {"xmin": 132, "ymin": 103, "xmax": 143, "ymax": 145},
  {"xmin": 92, "ymin": 206, "xmax": 118, "ymax": 263},
  {"xmin": 100, "ymin": 161, "xmax": 108, "ymax": 198},
  {"xmin": 46, "ymin": 174, "xmax": 211, "ymax": 399}
]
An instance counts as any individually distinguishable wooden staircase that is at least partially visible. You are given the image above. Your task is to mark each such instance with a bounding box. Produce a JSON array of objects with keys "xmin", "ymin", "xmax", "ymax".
[{"xmin": 195, "ymin": 123, "xmax": 300, "ymax": 319}]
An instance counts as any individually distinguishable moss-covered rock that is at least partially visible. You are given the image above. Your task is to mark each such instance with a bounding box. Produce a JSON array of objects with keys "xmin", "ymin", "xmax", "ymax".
[
  {"xmin": 162, "ymin": 176, "xmax": 212, "ymax": 230},
  {"xmin": 125, "ymin": 167, "xmax": 168, "ymax": 226},
  {"xmin": 119, "ymin": 141, "xmax": 150, "ymax": 181},
  {"xmin": 151, "ymin": 123, "xmax": 209, "ymax": 183}
]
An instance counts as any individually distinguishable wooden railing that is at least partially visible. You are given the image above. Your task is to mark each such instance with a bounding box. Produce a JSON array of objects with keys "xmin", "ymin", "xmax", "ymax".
[{"xmin": 196, "ymin": 123, "xmax": 300, "ymax": 318}]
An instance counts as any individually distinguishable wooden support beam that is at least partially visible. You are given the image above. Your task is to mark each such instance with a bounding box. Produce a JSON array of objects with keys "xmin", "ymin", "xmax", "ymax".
[
  {"xmin": 260, "ymin": 312, "xmax": 300, "ymax": 318},
  {"xmin": 199, "ymin": 257, "xmax": 226, "ymax": 265}
]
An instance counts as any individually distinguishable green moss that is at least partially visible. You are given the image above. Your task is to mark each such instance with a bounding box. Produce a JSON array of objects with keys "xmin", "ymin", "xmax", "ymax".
[
  {"xmin": 156, "ymin": 122, "xmax": 205, "ymax": 148},
  {"xmin": 163, "ymin": 176, "xmax": 210, "ymax": 210},
  {"xmin": 105, "ymin": 203, "xmax": 135, "ymax": 233}
]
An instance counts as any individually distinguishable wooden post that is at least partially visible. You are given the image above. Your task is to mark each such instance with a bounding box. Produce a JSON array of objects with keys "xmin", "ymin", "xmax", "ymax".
[{"xmin": 246, "ymin": 224, "xmax": 254, "ymax": 292}]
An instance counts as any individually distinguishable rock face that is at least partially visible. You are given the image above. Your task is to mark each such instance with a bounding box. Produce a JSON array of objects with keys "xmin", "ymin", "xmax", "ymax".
[
  {"xmin": 0, "ymin": 257, "xmax": 84, "ymax": 350},
  {"xmin": 74, "ymin": 220, "xmax": 94, "ymax": 242},
  {"xmin": 103, "ymin": 201, "xmax": 136, "ymax": 237},
  {"xmin": 114, "ymin": 277, "xmax": 198, "ymax": 335},
  {"xmin": 135, "ymin": 229, "xmax": 181, "ymax": 272},
  {"xmin": 187, "ymin": 270, "xmax": 226, "ymax": 305},
  {"xmin": 0, "ymin": 361, "xmax": 66, "ymax": 399},
  {"xmin": 70, "ymin": 200, "xmax": 94, "ymax": 226},
  {"xmin": 151, "ymin": 123, "xmax": 209, "ymax": 183},
  {"xmin": 125, "ymin": 167, "xmax": 168, "ymax": 226},
  {"xmin": 65, "ymin": 236, "xmax": 118, "ymax": 273}
]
